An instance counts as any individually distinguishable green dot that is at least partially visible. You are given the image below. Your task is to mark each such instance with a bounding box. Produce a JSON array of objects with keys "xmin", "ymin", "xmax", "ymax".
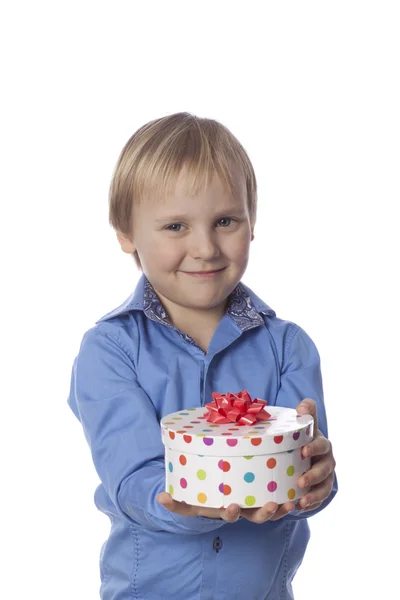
[
  {"xmin": 287, "ymin": 465, "xmax": 295, "ymax": 476},
  {"xmin": 245, "ymin": 495, "xmax": 256, "ymax": 506},
  {"xmin": 244, "ymin": 456, "xmax": 254, "ymax": 460},
  {"xmin": 197, "ymin": 469, "xmax": 207, "ymax": 480},
  {"xmin": 169, "ymin": 484, "xmax": 174, "ymax": 495}
]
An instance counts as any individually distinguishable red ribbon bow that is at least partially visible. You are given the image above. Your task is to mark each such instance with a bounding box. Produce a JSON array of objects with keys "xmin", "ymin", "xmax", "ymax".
[{"xmin": 204, "ymin": 390, "xmax": 271, "ymax": 426}]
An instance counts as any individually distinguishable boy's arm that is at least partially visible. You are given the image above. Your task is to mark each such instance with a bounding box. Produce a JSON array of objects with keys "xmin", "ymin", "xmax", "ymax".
[
  {"xmin": 68, "ymin": 325, "xmax": 226, "ymax": 535},
  {"xmin": 273, "ymin": 324, "xmax": 338, "ymax": 520}
]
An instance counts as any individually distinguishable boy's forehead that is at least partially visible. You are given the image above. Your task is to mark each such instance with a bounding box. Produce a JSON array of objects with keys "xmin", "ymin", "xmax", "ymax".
[{"xmin": 141, "ymin": 167, "xmax": 246, "ymax": 212}]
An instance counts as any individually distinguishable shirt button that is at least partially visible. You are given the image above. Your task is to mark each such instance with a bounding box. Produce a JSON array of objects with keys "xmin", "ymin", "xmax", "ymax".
[{"xmin": 213, "ymin": 536, "xmax": 223, "ymax": 552}]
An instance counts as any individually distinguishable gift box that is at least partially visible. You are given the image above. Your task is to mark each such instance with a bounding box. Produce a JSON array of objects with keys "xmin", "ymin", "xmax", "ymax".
[{"xmin": 161, "ymin": 391, "xmax": 314, "ymax": 508}]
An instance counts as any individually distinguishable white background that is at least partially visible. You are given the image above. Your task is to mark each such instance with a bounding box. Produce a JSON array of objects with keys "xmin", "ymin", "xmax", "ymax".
[{"xmin": 2, "ymin": 1, "xmax": 399, "ymax": 598}]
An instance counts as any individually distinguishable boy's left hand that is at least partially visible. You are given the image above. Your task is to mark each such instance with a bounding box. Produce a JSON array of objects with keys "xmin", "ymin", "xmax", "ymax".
[
  {"xmin": 240, "ymin": 398, "xmax": 336, "ymax": 522},
  {"xmin": 293, "ymin": 397, "xmax": 336, "ymax": 513}
]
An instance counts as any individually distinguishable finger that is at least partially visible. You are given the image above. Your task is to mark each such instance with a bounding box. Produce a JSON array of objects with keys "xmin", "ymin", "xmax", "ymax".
[
  {"xmin": 296, "ymin": 398, "xmax": 318, "ymax": 432},
  {"xmin": 220, "ymin": 503, "xmax": 242, "ymax": 523},
  {"xmin": 268, "ymin": 502, "xmax": 296, "ymax": 521},
  {"xmin": 241, "ymin": 502, "xmax": 279, "ymax": 524},
  {"xmin": 297, "ymin": 455, "xmax": 335, "ymax": 489},
  {"xmin": 301, "ymin": 433, "xmax": 331, "ymax": 460},
  {"xmin": 156, "ymin": 492, "xmax": 198, "ymax": 516},
  {"xmin": 295, "ymin": 501, "xmax": 322, "ymax": 513},
  {"xmin": 297, "ymin": 475, "xmax": 334, "ymax": 509}
]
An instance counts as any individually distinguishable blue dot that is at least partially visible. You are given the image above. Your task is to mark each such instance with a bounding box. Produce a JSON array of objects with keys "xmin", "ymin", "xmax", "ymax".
[
  {"xmin": 202, "ymin": 429, "xmax": 212, "ymax": 432},
  {"xmin": 287, "ymin": 450, "xmax": 294, "ymax": 454},
  {"xmin": 244, "ymin": 472, "xmax": 255, "ymax": 483},
  {"xmin": 179, "ymin": 412, "xmax": 190, "ymax": 415},
  {"xmin": 168, "ymin": 462, "xmax": 173, "ymax": 472}
]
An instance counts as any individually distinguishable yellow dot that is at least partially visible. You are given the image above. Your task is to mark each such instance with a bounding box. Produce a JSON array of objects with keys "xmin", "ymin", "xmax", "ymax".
[
  {"xmin": 288, "ymin": 488, "xmax": 296, "ymax": 500},
  {"xmin": 169, "ymin": 485, "xmax": 174, "ymax": 496},
  {"xmin": 287, "ymin": 466, "xmax": 295, "ymax": 476},
  {"xmin": 245, "ymin": 495, "xmax": 256, "ymax": 506},
  {"xmin": 197, "ymin": 492, "xmax": 207, "ymax": 504}
]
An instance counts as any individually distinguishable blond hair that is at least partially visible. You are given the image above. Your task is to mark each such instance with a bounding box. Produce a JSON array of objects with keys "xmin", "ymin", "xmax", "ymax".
[{"xmin": 108, "ymin": 112, "xmax": 257, "ymax": 269}]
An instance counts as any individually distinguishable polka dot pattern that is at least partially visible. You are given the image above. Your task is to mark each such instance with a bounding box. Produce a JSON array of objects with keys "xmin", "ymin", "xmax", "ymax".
[
  {"xmin": 162, "ymin": 406, "xmax": 313, "ymax": 508},
  {"xmin": 165, "ymin": 445, "xmax": 311, "ymax": 508}
]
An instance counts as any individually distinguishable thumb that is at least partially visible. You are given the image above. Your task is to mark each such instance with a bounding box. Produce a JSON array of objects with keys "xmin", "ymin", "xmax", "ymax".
[{"xmin": 296, "ymin": 397, "xmax": 318, "ymax": 433}]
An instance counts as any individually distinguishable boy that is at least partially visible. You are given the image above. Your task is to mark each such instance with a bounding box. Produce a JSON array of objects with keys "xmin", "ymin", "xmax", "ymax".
[{"xmin": 67, "ymin": 112, "xmax": 337, "ymax": 599}]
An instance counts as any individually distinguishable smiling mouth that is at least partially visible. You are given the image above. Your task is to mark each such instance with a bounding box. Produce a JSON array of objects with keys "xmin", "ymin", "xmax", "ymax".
[{"xmin": 184, "ymin": 268, "xmax": 226, "ymax": 274}]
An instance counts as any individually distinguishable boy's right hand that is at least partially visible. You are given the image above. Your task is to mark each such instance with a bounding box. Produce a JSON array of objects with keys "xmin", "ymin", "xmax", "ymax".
[{"xmin": 157, "ymin": 492, "xmax": 289, "ymax": 523}]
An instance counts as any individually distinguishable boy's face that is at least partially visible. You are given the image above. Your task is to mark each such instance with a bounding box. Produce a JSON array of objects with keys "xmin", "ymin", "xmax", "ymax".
[{"xmin": 118, "ymin": 168, "xmax": 254, "ymax": 321}]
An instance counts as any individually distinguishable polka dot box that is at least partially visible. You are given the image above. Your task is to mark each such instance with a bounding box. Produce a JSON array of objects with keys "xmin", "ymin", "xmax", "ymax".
[{"xmin": 161, "ymin": 407, "xmax": 314, "ymax": 508}]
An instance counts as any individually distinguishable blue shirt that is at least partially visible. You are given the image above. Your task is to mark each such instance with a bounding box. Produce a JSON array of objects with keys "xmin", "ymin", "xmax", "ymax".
[{"xmin": 67, "ymin": 275, "xmax": 337, "ymax": 600}]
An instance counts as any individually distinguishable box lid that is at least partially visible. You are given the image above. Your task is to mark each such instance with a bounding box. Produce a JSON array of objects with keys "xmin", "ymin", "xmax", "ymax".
[{"xmin": 161, "ymin": 407, "xmax": 314, "ymax": 456}]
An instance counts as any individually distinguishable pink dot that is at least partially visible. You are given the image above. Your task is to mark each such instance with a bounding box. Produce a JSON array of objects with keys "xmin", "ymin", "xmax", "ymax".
[
  {"xmin": 227, "ymin": 438, "xmax": 238, "ymax": 447},
  {"xmin": 222, "ymin": 432, "xmax": 232, "ymax": 435},
  {"xmin": 267, "ymin": 481, "xmax": 277, "ymax": 492},
  {"xmin": 218, "ymin": 459, "xmax": 224, "ymax": 470},
  {"xmin": 180, "ymin": 478, "xmax": 187, "ymax": 489},
  {"xmin": 293, "ymin": 431, "xmax": 300, "ymax": 441}
]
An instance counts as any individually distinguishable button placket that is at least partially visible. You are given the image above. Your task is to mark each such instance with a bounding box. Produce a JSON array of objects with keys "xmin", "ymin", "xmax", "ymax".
[{"xmin": 212, "ymin": 536, "xmax": 223, "ymax": 553}]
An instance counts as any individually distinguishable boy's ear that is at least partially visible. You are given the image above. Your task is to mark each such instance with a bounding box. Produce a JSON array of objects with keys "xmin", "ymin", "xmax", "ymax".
[{"xmin": 116, "ymin": 231, "xmax": 136, "ymax": 254}]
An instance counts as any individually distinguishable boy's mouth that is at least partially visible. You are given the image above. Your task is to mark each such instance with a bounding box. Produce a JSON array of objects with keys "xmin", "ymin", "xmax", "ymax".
[{"xmin": 182, "ymin": 267, "xmax": 226, "ymax": 278}]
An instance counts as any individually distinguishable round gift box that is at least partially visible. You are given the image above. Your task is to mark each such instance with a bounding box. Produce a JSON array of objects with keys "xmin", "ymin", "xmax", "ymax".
[{"xmin": 161, "ymin": 406, "xmax": 314, "ymax": 508}]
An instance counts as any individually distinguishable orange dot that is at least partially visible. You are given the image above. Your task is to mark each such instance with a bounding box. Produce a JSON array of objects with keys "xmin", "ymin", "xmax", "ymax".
[
  {"xmin": 288, "ymin": 488, "xmax": 296, "ymax": 500},
  {"xmin": 179, "ymin": 455, "xmax": 187, "ymax": 466},
  {"xmin": 251, "ymin": 437, "xmax": 262, "ymax": 446},
  {"xmin": 223, "ymin": 485, "xmax": 232, "ymax": 495},
  {"xmin": 267, "ymin": 458, "xmax": 277, "ymax": 469},
  {"xmin": 168, "ymin": 431, "xmax": 175, "ymax": 440},
  {"xmin": 223, "ymin": 461, "xmax": 231, "ymax": 472},
  {"xmin": 183, "ymin": 435, "xmax": 192, "ymax": 443},
  {"xmin": 274, "ymin": 435, "xmax": 284, "ymax": 444}
]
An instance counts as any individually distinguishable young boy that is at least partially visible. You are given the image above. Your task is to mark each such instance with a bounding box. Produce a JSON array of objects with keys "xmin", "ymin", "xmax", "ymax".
[{"xmin": 67, "ymin": 112, "xmax": 337, "ymax": 600}]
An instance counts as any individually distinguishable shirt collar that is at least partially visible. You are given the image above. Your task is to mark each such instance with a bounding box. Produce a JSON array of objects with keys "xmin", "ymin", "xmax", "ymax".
[{"xmin": 96, "ymin": 274, "xmax": 276, "ymax": 332}]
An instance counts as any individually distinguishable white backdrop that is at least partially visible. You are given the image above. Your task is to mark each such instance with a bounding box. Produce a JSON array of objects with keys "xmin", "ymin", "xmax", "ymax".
[{"xmin": 2, "ymin": 1, "xmax": 399, "ymax": 598}]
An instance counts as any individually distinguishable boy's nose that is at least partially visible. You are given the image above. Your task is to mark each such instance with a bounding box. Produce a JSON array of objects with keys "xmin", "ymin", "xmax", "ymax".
[{"xmin": 189, "ymin": 231, "xmax": 220, "ymax": 260}]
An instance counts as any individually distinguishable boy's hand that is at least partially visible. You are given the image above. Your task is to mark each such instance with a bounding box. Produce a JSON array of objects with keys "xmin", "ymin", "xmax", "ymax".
[
  {"xmin": 240, "ymin": 398, "xmax": 336, "ymax": 521},
  {"xmin": 156, "ymin": 492, "xmax": 243, "ymax": 523},
  {"xmin": 294, "ymin": 398, "xmax": 336, "ymax": 512},
  {"xmin": 157, "ymin": 492, "xmax": 292, "ymax": 523}
]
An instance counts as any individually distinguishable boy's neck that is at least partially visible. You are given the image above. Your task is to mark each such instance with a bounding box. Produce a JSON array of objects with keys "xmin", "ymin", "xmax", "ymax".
[{"xmin": 156, "ymin": 292, "xmax": 228, "ymax": 352}]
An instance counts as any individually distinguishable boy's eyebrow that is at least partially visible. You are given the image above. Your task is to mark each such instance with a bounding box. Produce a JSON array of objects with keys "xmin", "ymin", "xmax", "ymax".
[{"xmin": 154, "ymin": 208, "xmax": 247, "ymax": 223}]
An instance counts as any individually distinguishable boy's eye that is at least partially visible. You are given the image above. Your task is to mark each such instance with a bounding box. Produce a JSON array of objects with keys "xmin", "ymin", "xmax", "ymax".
[
  {"xmin": 166, "ymin": 224, "xmax": 183, "ymax": 232},
  {"xmin": 217, "ymin": 217, "xmax": 232, "ymax": 227}
]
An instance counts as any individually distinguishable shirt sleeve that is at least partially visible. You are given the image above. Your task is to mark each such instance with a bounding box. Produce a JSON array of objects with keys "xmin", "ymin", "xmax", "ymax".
[
  {"xmin": 274, "ymin": 324, "xmax": 338, "ymax": 520},
  {"xmin": 68, "ymin": 325, "xmax": 226, "ymax": 535}
]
